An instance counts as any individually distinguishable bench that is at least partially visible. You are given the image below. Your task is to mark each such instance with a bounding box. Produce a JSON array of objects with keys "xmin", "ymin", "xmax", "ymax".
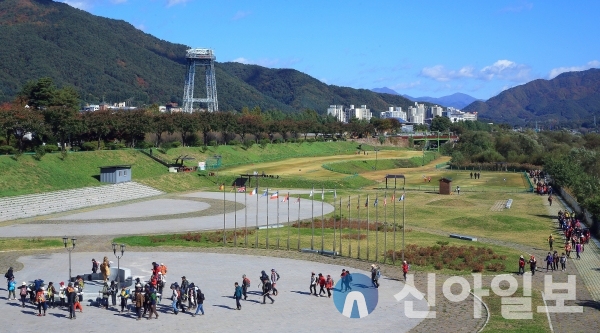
[{"xmin": 449, "ymin": 234, "xmax": 478, "ymax": 241}]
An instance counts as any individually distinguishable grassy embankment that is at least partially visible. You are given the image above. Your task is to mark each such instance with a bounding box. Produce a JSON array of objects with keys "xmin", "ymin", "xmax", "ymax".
[{"xmin": 0, "ymin": 141, "xmax": 396, "ymax": 196}]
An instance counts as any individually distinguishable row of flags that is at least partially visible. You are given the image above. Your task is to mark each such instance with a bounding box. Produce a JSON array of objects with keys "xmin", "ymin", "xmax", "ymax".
[{"xmin": 235, "ymin": 185, "xmax": 404, "ymax": 206}]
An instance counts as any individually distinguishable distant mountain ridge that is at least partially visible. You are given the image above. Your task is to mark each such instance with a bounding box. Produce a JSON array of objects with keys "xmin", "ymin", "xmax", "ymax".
[
  {"xmin": 0, "ymin": 0, "xmax": 416, "ymax": 114},
  {"xmin": 463, "ymin": 68, "xmax": 600, "ymax": 125},
  {"xmin": 371, "ymin": 88, "xmax": 480, "ymax": 109}
]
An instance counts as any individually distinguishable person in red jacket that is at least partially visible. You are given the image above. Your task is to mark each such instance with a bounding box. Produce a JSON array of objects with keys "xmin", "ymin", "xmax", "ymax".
[
  {"xmin": 518, "ymin": 255, "xmax": 526, "ymax": 275},
  {"xmin": 317, "ymin": 273, "xmax": 326, "ymax": 297},
  {"xmin": 325, "ymin": 275, "xmax": 334, "ymax": 298},
  {"xmin": 402, "ymin": 261, "xmax": 409, "ymax": 281}
]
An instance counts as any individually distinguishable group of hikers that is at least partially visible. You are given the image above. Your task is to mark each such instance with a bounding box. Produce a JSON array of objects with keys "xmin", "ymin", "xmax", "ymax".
[
  {"xmin": 231, "ymin": 269, "xmax": 279, "ymax": 311},
  {"xmin": 469, "ymin": 172, "xmax": 481, "ymax": 179},
  {"xmin": 4, "ymin": 267, "xmax": 86, "ymax": 319}
]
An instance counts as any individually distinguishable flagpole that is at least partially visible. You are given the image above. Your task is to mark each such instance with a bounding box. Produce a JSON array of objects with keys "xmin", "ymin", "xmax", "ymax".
[
  {"xmin": 234, "ymin": 184, "xmax": 237, "ymax": 247},
  {"xmin": 286, "ymin": 192, "xmax": 291, "ymax": 251},
  {"xmin": 375, "ymin": 193, "xmax": 379, "ymax": 262},
  {"xmin": 321, "ymin": 187, "xmax": 324, "ymax": 253},
  {"xmin": 332, "ymin": 191, "xmax": 336, "ymax": 258},
  {"xmin": 366, "ymin": 194, "xmax": 370, "ymax": 261},
  {"xmin": 277, "ymin": 191, "xmax": 280, "ymax": 250},
  {"xmin": 347, "ymin": 195, "xmax": 351, "ymax": 256},
  {"xmin": 338, "ymin": 197, "xmax": 342, "ymax": 257},
  {"xmin": 357, "ymin": 194, "xmax": 361, "ymax": 260},
  {"xmin": 266, "ymin": 189, "xmax": 269, "ymax": 249},
  {"xmin": 297, "ymin": 196, "xmax": 301, "ymax": 251},
  {"xmin": 311, "ymin": 186, "xmax": 314, "ymax": 250},
  {"xmin": 384, "ymin": 191, "xmax": 387, "ymax": 264},
  {"xmin": 403, "ymin": 178, "xmax": 406, "ymax": 263},
  {"xmin": 244, "ymin": 183, "xmax": 248, "ymax": 247},
  {"xmin": 255, "ymin": 184, "xmax": 259, "ymax": 248},
  {"xmin": 223, "ymin": 183, "xmax": 226, "ymax": 246},
  {"xmin": 393, "ymin": 189, "xmax": 396, "ymax": 265}
]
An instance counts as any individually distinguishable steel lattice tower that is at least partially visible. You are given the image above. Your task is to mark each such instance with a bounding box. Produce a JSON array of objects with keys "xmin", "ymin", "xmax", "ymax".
[{"xmin": 182, "ymin": 48, "xmax": 218, "ymax": 113}]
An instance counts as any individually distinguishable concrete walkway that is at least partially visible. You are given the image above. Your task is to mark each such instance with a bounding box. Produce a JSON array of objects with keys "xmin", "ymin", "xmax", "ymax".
[
  {"xmin": 548, "ymin": 196, "xmax": 600, "ymax": 301},
  {"xmin": 0, "ymin": 252, "xmax": 427, "ymax": 332}
]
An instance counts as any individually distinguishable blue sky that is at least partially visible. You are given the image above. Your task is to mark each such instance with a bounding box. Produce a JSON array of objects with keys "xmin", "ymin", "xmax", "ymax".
[{"xmin": 59, "ymin": 0, "xmax": 600, "ymax": 100}]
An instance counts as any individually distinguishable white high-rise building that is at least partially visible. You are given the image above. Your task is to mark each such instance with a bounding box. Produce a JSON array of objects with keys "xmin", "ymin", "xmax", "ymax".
[
  {"xmin": 429, "ymin": 105, "xmax": 443, "ymax": 118},
  {"xmin": 327, "ymin": 105, "xmax": 346, "ymax": 123},
  {"xmin": 345, "ymin": 104, "xmax": 372, "ymax": 122},
  {"xmin": 407, "ymin": 102, "xmax": 426, "ymax": 124},
  {"xmin": 380, "ymin": 106, "xmax": 406, "ymax": 121}
]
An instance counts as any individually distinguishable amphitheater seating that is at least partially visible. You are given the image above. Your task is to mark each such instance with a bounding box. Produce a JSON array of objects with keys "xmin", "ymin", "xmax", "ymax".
[{"xmin": 0, "ymin": 182, "xmax": 164, "ymax": 222}]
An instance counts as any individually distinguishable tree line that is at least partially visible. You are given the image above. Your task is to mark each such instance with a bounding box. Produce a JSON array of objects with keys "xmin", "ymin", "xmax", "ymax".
[{"xmin": 0, "ymin": 78, "xmax": 405, "ymax": 153}]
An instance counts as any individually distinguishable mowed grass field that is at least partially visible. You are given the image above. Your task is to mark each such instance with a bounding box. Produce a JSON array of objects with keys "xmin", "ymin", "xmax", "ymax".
[{"xmin": 221, "ymin": 149, "xmax": 421, "ymax": 179}]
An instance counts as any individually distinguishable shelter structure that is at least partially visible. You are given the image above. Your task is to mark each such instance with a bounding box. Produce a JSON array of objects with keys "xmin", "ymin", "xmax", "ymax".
[
  {"xmin": 384, "ymin": 174, "xmax": 406, "ymax": 189},
  {"xmin": 99, "ymin": 165, "xmax": 131, "ymax": 184},
  {"xmin": 439, "ymin": 177, "xmax": 452, "ymax": 195}
]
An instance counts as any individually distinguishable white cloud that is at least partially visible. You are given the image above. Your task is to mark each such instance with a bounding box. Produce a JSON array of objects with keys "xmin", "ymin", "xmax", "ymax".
[
  {"xmin": 136, "ymin": 23, "xmax": 146, "ymax": 31},
  {"xmin": 548, "ymin": 60, "xmax": 600, "ymax": 79},
  {"xmin": 420, "ymin": 65, "xmax": 474, "ymax": 81},
  {"xmin": 479, "ymin": 60, "xmax": 530, "ymax": 82},
  {"xmin": 232, "ymin": 10, "xmax": 251, "ymax": 21},
  {"xmin": 59, "ymin": 0, "xmax": 126, "ymax": 10},
  {"xmin": 232, "ymin": 57, "xmax": 301, "ymax": 68},
  {"xmin": 166, "ymin": 0, "xmax": 191, "ymax": 8},
  {"xmin": 499, "ymin": 1, "xmax": 533, "ymax": 13},
  {"xmin": 61, "ymin": 1, "xmax": 95, "ymax": 10}
]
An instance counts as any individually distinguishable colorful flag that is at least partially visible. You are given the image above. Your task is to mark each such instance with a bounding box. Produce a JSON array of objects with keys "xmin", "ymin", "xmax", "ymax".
[
  {"xmin": 237, "ymin": 186, "xmax": 246, "ymax": 193},
  {"xmin": 391, "ymin": 193, "xmax": 395, "ymax": 201},
  {"xmin": 374, "ymin": 198, "xmax": 378, "ymax": 206},
  {"xmin": 281, "ymin": 194, "xmax": 289, "ymax": 202},
  {"xmin": 270, "ymin": 191, "xmax": 279, "ymax": 199},
  {"xmin": 309, "ymin": 187, "xmax": 314, "ymax": 197},
  {"xmin": 262, "ymin": 189, "xmax": 268, "ymax": 197},
  {"xmin": 384, "ymin": 194, "xmax": 387, "ymax": 206},
  {"xmin": 399, "ymin": 194, "xmax": 404, "ymax": 201},
  {"xmin": 249, "ymin": 188, "xmax": 257, "ymax": 196},
  {"xmin": 296, "ymin": 196, "xmax": 301, "ymax": 203},
  {"xmin": 365, "ymin": 198, "xmax": 369, "ymax": 207},
  {"xmin": 321, "ymin": 188, "xmax": 324, "ymax": 200}
]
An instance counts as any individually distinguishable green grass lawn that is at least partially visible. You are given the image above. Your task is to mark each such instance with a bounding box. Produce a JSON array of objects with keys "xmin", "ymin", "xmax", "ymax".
[
  {"xmin": 323, "ymin": 152, "xmax": 438, "ymax": 174},
  {"xmin": 483, "ymin": 289, "xmax": 550, "ymax": 333},
  {"xmin": 0, "ymin": 150, "xmax": 166, "ymax": 197},
  {"xmin": 0, "ymin": 238, "xmax": 63, "ymax": 251}
]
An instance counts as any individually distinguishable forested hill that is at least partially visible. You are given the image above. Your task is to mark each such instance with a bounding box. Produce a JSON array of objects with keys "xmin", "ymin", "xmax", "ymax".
[
  {"xmin": 463, "ymin": 68, "xmax": 600, "ymax": 126},
  {"xmin": 0, "ymin": 0, "xmax": 414, "ymax": 113}
]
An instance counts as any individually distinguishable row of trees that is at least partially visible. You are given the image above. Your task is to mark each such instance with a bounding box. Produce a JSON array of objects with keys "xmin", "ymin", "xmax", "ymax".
[{"xmin": 0, "ymin": 78, "xmax": 408, "ymax": 152}]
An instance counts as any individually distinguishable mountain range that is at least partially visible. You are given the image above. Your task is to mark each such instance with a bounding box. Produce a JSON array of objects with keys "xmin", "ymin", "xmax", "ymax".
[
  {"xmin": 370, "ymin": 88, "xmax": 481, "ymax": 109},
  {"xmin": 464, "ymin": 68, "xmax": 600, "ymax": 126},
  {"xmin": 0, "ymin": 0, "xmax": 416, "ymax": 114},
  {"xmin": 1, "ymin": 0, "xmax": 598, "ymax": 125}
]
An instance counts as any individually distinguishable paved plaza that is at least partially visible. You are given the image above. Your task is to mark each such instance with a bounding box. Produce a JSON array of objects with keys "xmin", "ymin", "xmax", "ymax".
[
  {"xmin": 0, "ymin": 191, "xmax": 334, "ymax": 237},
  {"xmin": 1, "ymin": 252, "xmax": 427, "ymax": 332}
]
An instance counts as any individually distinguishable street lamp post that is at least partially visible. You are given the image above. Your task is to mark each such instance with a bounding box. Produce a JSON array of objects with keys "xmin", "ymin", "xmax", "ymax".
[
  {"xmin": 112, "ymin": 243, "xmax": 125, "ymax": 291},
  {"xmin": 63, "ymin": 237, "xmax": 76, "ymax": 283}
]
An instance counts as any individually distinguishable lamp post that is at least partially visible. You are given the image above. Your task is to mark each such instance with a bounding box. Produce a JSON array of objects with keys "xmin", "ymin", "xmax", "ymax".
[
  {"xmin": 374, "ymin": 148, "xmax": 380, "ymax": 170},
  {"xmin": 63, "ymin": 237, "xmax": 76, "ymax": 283},
  {"xmin": 112, "ymin": 243, "xmax": 125, "ymax": 291}
]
